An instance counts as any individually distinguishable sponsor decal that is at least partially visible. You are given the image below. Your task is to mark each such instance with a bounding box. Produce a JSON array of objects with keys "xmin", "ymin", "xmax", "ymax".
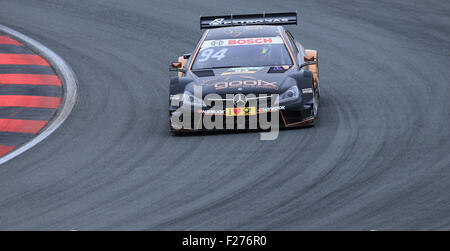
[
  {"xmin": 197, "ymin": 106, "xmax": 285, "ymax": 115},
  {"xmin": 201, "ymin": 37, "xmax": 283, "ymax": 49},
  {"xmin": 258, "ymin": 106, "xmax": 285, "ymax": 112},
  {"xmin": 170, "ymin": 94, "xmax": 182, "ymax": 101},
  {"xmin": 225, "ymin": 107, "xmax": 257, "ymax": 116},
  {"xmin": 212, "ymin": 80, "xmax": 278, "ymax": 90},
  {"xmin": 221, "ymin": 67, "xmax": 263, "ymax": 76},
  {"xmin": 199, "ymin": 109, "xmax": 225, "ymax": 115},
  {"xmin": 208, "ymin": 18, "xmax": 291, "ymax": 26},
  {"xmin": 209, "ymin": 18, "xmax": 226, "ymax": 26}
]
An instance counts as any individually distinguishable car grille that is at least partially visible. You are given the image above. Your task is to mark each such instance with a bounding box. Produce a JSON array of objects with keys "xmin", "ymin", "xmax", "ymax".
[{"xmin": 204, "ymin": 94, "xmax": 276, "ymax": 108}]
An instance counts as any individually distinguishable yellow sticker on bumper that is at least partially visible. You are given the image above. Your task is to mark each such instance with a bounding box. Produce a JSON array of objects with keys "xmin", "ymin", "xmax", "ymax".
[{"xmin": 225, "ymin": 107, "xmax": 257, "ymax": 116}]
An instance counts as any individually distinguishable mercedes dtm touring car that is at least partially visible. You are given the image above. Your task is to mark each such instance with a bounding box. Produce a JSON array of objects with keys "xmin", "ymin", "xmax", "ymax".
[{"xmin": 169, "ymin": 12, "xmax": 319, "ymax": 132}]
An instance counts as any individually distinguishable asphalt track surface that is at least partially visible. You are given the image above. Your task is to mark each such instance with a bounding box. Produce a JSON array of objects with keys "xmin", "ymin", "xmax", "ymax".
[{"xmin": 0, "ymin": 0, "xmax": 449, "ymax": 230}]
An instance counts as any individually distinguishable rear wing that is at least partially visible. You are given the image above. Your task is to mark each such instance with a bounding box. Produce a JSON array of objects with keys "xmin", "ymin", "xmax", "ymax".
[{"xmin": 200, "ymin": 12, "xmax": 297, "ymax": 30}]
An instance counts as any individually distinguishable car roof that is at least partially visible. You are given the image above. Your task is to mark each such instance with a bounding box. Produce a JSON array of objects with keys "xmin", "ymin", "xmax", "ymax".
[{"xmin": 205, "ymin": 25, "xmax": 284, "ymax": 40}]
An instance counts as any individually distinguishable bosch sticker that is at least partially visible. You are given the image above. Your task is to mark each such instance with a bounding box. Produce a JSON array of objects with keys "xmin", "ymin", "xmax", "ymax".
[{"xmin": 201, "ymin": 37, "xmax": 283, "ymax": 49}]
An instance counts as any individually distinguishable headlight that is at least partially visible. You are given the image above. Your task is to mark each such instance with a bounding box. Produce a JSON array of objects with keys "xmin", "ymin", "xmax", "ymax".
[
  {"xmin": 279, "ymin": 85, "xmax": 299, "ymax": 102},
  {"xmin": 183, "ymin": 91, "xmax": 206, "ymax": 107}
]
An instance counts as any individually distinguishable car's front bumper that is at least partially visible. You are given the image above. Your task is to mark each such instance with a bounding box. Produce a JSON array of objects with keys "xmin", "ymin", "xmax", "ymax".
[{"xmin": 169, "ymin": 101, "xmax": 315, "ymax": 131}]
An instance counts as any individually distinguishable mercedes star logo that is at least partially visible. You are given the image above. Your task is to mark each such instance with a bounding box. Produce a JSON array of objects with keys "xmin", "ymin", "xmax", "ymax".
[{"xmin": 233, "ymin": 94, "xmax": 247, "ymax": 106}]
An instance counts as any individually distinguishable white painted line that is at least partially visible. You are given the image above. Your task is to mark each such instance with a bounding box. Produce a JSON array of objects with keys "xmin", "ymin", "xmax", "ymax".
[{"xmin": 0, "ymin": 25, "xmax": 78, "ymax": 165}]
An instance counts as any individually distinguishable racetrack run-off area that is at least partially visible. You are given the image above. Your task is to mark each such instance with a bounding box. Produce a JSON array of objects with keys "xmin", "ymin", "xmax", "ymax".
[{"xmin": 0, "ymin": 0, "xmax": 449, "ymax": 230}]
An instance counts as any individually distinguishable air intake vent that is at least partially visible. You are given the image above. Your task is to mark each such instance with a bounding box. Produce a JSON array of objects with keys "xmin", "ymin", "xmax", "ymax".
[{"xmin": 192, "ymin": 70, "xmax": 215, "ymax": 77}]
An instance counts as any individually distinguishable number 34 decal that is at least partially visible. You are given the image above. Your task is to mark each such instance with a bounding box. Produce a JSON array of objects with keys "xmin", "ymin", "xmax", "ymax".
[{"xmin": 197, "ymin": 48, "xmax": 228, "ymax": 62}]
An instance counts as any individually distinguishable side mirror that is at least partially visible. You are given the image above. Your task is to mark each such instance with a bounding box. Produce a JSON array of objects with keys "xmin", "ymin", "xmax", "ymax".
[
  {"xmin": 299, "ymin": 61, "xmax": 317, "ymax": 69},
  {"xmin": 171, "ymin": 62, "xmax": 182, "ymax": 68},
  {"xmin": 183, "ymin": 53, "xmax": 191, "ymax": 59}
]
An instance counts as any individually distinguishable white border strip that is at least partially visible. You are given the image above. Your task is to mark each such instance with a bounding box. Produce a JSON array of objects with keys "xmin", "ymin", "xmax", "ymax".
[{"xmin": 0, "ymin": 25, "xmax": 78, "ymax": 165}]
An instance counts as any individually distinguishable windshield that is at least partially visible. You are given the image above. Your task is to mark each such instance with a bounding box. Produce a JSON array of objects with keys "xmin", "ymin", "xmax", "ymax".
[{"xmin": 191, "ymin": 36, "xmax": 293, "ymax": 70}]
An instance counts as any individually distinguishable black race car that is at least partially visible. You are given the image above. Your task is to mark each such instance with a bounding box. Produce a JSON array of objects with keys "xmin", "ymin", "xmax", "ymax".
[{"xmin": 169, "ymin": 12, "xmax": 319, "ymax": 132}]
